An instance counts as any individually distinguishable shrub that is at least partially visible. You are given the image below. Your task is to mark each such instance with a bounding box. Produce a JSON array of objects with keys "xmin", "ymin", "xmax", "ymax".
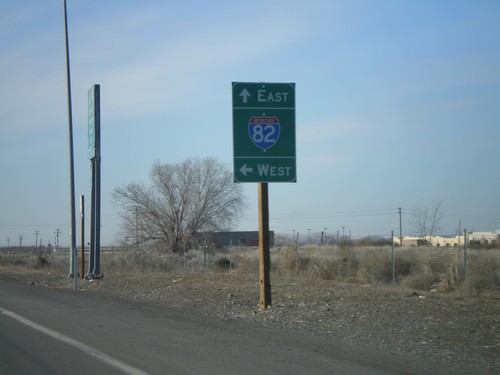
[
  {"xmin": 32, "ymin": 254, "xmax": 49, "ymax": 269},
  {"xmin": 214, "ymin": 257, "xmax": 234, "ymax": 270},
  {"xmin": 338, "ymin": 246, "xmax": 359, "ymax": 280},
  {"xmin": 465, "ymin": 253, "xmax": 500, "ymax": 295},
  {"xmin": 400, "ymin": 272, "xmax": 438, "ymax": 291},
  {"xmin": 358, "ymin": 251, "xmax": 392, "ymax": 283}
]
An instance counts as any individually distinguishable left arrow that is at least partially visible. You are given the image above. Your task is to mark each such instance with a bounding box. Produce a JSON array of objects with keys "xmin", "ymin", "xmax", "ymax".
[
  {"xmin": 239, "ymin": 88, "xmax": 251, "ymax": 103},
  {"xmin": 239, "ymin": 164, "xmax": 253, "ymax": 176}
]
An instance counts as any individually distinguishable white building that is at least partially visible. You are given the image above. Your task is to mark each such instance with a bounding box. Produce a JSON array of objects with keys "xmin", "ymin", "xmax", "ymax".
[
  {"xmin": 393, "ymin": 231, "xmax": 499, "ymax": 247},
  {"xmin": 468, "ymin": 231, "xmax": 499, "ymax": 246}
]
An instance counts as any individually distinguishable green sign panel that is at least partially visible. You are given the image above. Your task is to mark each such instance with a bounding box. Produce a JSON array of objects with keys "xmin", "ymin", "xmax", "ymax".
[
  {"xmin": 88, "ymin": 84, "xmax": 100, "ymax": 160},
  {"xmin": 88, "ymin": 87, "xmax": 96, "ymax": 159},
  {"xmin": 232, "ymin": 82, "xmax": 296, "ymax": 183}
]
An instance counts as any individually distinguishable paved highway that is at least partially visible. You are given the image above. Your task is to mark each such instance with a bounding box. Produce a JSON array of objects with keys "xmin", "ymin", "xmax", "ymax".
[{"xmin": 0, "ymin": 276, "xmax": 412, "ymax": 375}]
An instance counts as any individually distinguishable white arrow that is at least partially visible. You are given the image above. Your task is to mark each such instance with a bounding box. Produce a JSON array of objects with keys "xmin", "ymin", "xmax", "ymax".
[
  {"xmin": 239, "ymin": 88, "xmax": 251, "ymax": 104},
  {"xmin": 239, "ymin": 164, "xmax": 253, "ymax": 176}
]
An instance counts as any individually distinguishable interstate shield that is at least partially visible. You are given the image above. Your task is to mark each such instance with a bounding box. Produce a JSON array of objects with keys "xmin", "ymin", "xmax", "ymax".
[{"xmin": 248, "ymin": 116, "xmax": 280, "ymax": 151}]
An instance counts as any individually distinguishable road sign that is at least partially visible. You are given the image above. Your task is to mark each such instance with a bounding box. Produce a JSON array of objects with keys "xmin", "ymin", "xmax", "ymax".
[
  {"xmin": 88, "ymin": 85, "xmax": 100, "ymax": 160},
  {"xmin": 88, "ymin": 88, "xmax": 95, "ymax": 159},
  {"xmin": 232, "ymin": 82, "xmax": 296, "ymax": 183}
]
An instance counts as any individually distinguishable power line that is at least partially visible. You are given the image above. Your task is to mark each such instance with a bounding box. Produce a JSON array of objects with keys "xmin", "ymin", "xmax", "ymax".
[
  {"xmin": 0, "ymin": 224, "xmax": 67, "ymax": 227},
  {"xmin": 245, "ymin": 208, "xmax": 401, "ymax": 219}
]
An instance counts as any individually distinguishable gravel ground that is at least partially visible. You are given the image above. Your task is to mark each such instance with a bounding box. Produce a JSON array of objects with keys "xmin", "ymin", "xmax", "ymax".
[{"xmin": 2, "ymin": 267, "xmax": 499, "ymax": 374}]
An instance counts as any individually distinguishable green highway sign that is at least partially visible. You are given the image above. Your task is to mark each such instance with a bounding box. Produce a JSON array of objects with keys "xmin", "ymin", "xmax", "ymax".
[
  {"xmin": 88, "ymin": 87, "xmax": 96, "ymax": 159},
  {"xmin": 232, "ymin": 82, "xmax": 296, "ymax": 183},
  {"xmin": 88, "ymin": 84, "xmax": 100, "ymax": 160}
]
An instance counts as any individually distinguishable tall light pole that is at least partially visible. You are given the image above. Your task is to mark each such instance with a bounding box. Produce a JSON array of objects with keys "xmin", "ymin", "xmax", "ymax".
[
  {"xmin": 324, "ymin": 227, "xmax": 327, "ymax": 246},
  {"xmin": 63, "ymin": 0, "xmax": 77, "ymax": 291},
  {"xmin": 307, "ymin": 229, "xmax": 311, "ymax": 245}
]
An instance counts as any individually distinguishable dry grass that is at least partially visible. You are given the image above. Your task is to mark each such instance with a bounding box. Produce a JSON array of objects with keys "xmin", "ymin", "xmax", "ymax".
[{"xmin": 1, "ymin": 245, "xmax": 499, "ymax": 295}]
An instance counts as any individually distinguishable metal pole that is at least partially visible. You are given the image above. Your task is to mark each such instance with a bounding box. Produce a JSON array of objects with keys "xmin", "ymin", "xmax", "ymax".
[
  {"xmin": 391, "ymin": 230, "xmax": 395, "ymax": 286},
  {"xmin": 399, "ymin": 207, "xmax": 403, "ymax": 247},
  {"xmin": 294, "ymin": 232, "xmax": 299, "ymax": 276},
  {"xmin": 63, "ymin": 0, "xmax": 77, "ymax": 291},
  {"xmin": 203, "ymin": 240, "xmax": 207, "ymax": 270},
  {"xmin": 93, "ymin": 150, "xmax": 101, "ymax": 277},
  {"xmin": 80, "ymin": 195, "xmax": 85, "ymax": 279},
  {"xmin": 463, "ymin": 229, "xmax": 468, "ymax": 282},
  {"xmin": 337, "ymin": 230, "xmax": 340, "ymax": 280},
  {"xmin": 88, "ymin": 160, "xmax": 95, "ymax": 277},
  {"xmin": 91, "ymin": 84, "xmax": 101, "ymax": 278}
]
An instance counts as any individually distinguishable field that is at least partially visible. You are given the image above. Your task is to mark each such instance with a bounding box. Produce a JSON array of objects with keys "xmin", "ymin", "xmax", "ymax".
[
  {"xmin": 2, "ymin": 244, "xmax": 498, "ymax": 295},
  {"xmin": 1, "ymin": 244, "xmax": 499, "ymax": 374}
]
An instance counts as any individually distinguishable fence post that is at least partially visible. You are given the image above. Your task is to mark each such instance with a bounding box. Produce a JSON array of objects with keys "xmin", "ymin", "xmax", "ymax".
[
  {"xmin": 337, "ymin": 231, "xmax": 341, "ymax": 280},
  {"xmin": 294, "ymin": 232, "xmax": 299, "ymax": 276},
  {"xmin": 463, "ymin": 229, "xmax": 468, "ymax": 282},
  {"xmin": 392, "ymin": 230, "xmax": 395, "ymax": 287}
]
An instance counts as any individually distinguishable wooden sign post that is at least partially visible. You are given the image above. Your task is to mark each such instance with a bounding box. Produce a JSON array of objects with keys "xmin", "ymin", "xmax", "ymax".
[{"xmin": 258, "ymin": 183, "xmax": 271, "ymax": 308}]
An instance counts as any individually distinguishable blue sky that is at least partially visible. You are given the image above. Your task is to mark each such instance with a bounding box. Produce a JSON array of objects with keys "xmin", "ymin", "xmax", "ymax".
[{"xmin": 1, "ymin": 0, "xmax": 499, "ymax": 247}]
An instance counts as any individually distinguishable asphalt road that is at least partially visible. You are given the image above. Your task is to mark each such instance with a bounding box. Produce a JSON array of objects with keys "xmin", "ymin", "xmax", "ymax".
[{"xmin": 0, "ymin": 276, "xmax": 420, "ymax": 375}]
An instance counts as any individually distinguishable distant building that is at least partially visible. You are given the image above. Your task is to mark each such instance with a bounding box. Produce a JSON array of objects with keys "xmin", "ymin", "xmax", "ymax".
[
  {"xmin": 393, "ymin": 230, "xmax": 499, "ymax": 247},
  {"xmin": 198, "ymin": 231, "xmax": 275, "ymax": 248},
  {"xmin": 468, "ymin": 231, "xmax": 499, "ymax": 246},
  {"xmin": 397, "ymin": 237, "xmax": 432, "ymax": 247}
]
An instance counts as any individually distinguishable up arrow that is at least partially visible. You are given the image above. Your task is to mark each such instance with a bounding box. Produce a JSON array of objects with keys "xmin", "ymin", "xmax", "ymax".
[
  {"xmin": 239, "ymin": 88, "xmax": 251, "ymax": 104},
  {"xmin": 239, "ymin": 164, "xmax": 253, "ymax": 176}
]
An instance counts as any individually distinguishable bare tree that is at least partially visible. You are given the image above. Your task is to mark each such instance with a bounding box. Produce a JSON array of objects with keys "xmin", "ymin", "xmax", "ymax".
[
  {"xmin": 113, "ymin": 158, "xmax": 246, "ymax": 252},
  {"xmin": 410, "ymin": 201, "xmax": 444, "ymax": 241}
]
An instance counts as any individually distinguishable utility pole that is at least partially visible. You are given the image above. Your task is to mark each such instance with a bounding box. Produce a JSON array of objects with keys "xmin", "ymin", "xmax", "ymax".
[
  {"xmin": 398, "ymin": 207, "xmax": 403, "ymax": 247},
  {"xmin": 54, "ymin": 229, "xmax": 61, "ymax": 247},
  {"xmin": 6, "ymin": 237, "xmax": 10, "ymax": 247},
  {"xmin": 34, "ymin": 231, "xmax": 40, "ymax": 248},
  {"xmin": 18, "ymin": 235, "xmax": 23, "ymax": 248}
]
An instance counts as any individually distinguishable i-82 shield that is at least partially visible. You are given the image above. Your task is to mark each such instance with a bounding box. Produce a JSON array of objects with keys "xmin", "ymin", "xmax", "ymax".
[{"xmin": 248, "ymin": 116, "xmax": 280, "ymax": 151}]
